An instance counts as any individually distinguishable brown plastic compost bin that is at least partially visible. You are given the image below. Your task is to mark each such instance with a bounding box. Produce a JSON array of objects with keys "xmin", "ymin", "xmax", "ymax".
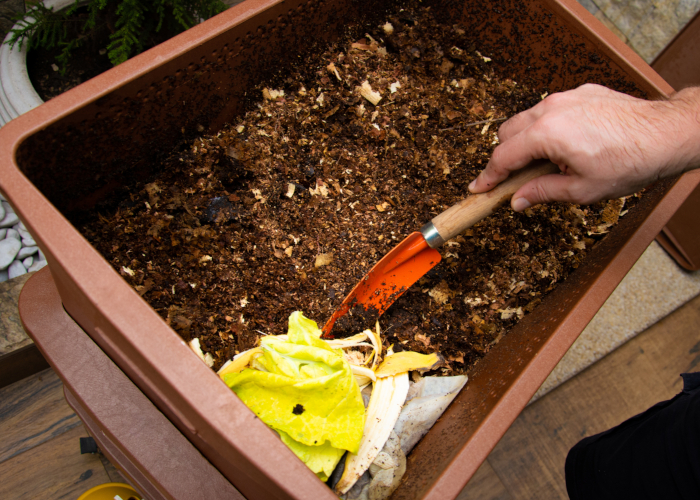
[{"xmin": 1, "ymin": 0, "xmax": 698, "ymax": 498}]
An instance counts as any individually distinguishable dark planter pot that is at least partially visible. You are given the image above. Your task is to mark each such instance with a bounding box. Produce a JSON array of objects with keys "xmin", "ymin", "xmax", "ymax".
[{"xmin": 1, "ymin": 0, "xmax": 698, "ymax": 499}]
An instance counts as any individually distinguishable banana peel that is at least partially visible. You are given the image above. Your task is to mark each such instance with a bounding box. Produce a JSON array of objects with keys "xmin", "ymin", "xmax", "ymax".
[
  {"xmin": 334, "ymin": 349, "xmax": 446, "ymax": 495},
  {"xmin": 335, "ymin": 372, "xmax": 410, "ymax": 495},
  {"xmin": 374, "ymin": 351, "xmax": 443, "ymax": 378}
]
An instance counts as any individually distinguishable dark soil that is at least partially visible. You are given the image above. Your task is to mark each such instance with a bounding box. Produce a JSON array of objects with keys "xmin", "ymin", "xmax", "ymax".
[
  {"xmin": 25, "ymin": 4, "xmax": 114, "ymax": 101},
  {"xmin": 79, "ymin": 4, "xmax": 638, "ymax": 375},
  {"xmin": 27, "ymin": 40, "xmax": 113, "ymax": 101}
]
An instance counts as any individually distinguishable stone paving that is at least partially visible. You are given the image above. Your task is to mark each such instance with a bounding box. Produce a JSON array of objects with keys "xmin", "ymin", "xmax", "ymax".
[{"xmin": 579, "ymin": 0, "xmax": 700, "ymax": 62}]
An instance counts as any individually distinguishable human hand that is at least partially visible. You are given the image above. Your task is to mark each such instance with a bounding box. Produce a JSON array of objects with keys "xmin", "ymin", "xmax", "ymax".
[{"xmin": 468, "ymin": 84, "xmax": 700, "ymax": 211}]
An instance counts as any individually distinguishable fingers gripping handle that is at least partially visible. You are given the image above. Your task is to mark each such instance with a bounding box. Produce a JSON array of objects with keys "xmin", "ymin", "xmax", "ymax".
[{"xmin": 421, "ymin": 160, "xmax": 560, "ymax": 248}]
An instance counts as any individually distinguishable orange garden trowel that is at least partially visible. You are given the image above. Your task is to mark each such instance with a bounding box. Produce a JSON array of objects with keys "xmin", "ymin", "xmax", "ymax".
[{"xmin": 322, "ymin": 160, "xmax": 559, "ymax": 336}]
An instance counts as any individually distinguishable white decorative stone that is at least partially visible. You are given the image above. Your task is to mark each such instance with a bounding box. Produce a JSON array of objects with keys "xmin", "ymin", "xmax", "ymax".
[
  {"xmin": 0, "ymin": 202, "xmax": 4, "ymax": 221},
  {"xmin": 18, "ymin": 221, "xmax": 25, "ymax": 230},
  {"xmin": 27, "ymin": 260, "xmax": 47, "ymax": 273},
  {"xmin": 0, "ymin": 211, "xmax": 18, "ymax": 228},
  {"xmin": 0, "ymin": 229, "xmax": 5, "ymax": 239},
  {"xmin": 22, "ymin": 256, "xmax": 33, "ymax": 268},
  {"xmin": 0, "ymin": 237, "xmax": 21, "ymax": 270},
  {"xmin": 7, "ymin": 260, "xmax": 26, "ymax": 279},
  {"xmin": 0, "ymin": 270, "xmax": 7, "ymax": 282},
  {"xmin": 22, "ymin": 237, "xmax": 36, "ymax": 247},
  {"xmin": 2, "ymin": 201, "xmax": 14, "ymax": 214},
  {"xmin": 5, "ymin": 228, "xmax": 19, "ymax": 240},
  {"xmin": 0, "ymin": 193, "xmax": 5, "ymax": 201},
  {"xmin": 17, "ymin": 246, "xmax": 38, "ymax": 259},
  {"xmin": 17, "ymin": 226, "xmax": 29, "ymax": 239}
]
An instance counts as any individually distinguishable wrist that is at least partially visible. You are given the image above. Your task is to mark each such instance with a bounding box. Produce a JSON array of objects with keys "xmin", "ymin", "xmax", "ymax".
[{"xmin": 665, "ymin": 87, "xmax": 700, "ymax": 177}]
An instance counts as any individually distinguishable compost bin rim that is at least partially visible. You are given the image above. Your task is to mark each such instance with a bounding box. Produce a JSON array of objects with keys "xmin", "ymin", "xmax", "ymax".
[{"xmin": 0, "ymin": 0, "xmax": 692, "ymax": 498}]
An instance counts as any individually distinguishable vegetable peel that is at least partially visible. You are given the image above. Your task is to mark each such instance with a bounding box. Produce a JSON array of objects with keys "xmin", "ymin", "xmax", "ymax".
[
  {"xmin": 374, "ymin": 351, "xmax": 443, "ymax": 378},
  {"xmin": 335, "ymin": 372, "xmax": 409, "ymax": 494}
]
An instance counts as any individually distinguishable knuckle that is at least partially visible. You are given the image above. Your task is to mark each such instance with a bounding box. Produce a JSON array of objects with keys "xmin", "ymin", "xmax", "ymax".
[
  {"xmin": 532, "ymin": 115, "xmax": 558, "ymax": 138},
  {"xmin": 533, "ymin": 182, "xmax": 551, "ymax": 203},
  {"xmin": 497, "ymin": 119, "xmax": 514, "ymax": 140},
  {"xmin": 579, "ymin": 83, "xmax": 599, "ymax": 92},
  {"xmin": 542, "ymin": 92, "xmax": 566, "ymax": 108}
]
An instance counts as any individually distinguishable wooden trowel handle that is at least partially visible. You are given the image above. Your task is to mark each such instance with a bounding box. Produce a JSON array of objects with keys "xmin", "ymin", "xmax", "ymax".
[{"xmin": 424, "ymin": 160, "xmax": 560, "ymax": 247}]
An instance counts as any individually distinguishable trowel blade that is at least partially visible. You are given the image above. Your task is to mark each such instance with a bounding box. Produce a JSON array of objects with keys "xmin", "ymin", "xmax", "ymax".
[{"xmin": 323, "ymin": 232, "xmax": 441, "ymax": 336}]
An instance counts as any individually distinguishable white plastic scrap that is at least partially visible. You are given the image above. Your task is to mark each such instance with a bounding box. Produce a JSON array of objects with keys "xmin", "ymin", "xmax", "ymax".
[{"xmin": 394, "ymin": 375, "xmax": 468, "ymax": 455}]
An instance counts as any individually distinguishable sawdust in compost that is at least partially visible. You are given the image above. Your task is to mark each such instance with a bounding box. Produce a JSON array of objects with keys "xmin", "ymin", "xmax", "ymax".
[{"xmin": 80, "ymin": 4, "xmax": 639, "ymax": 375}]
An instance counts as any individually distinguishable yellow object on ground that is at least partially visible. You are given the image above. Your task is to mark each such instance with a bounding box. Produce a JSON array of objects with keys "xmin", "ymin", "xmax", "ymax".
[{"xmin": 77, "ymin": 482, "xmax": 142, "ymax": 500}]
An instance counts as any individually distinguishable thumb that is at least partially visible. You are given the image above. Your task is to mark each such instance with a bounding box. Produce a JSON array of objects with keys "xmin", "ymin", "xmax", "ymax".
[{"xmin": 510, "ymin": 173, "xmax": 573, "ymax": 211}]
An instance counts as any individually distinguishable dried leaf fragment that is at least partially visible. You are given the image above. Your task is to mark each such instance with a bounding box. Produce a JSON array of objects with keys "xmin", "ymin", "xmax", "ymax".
[
  {"xmin": 327, "ymin": 62, "xmax": 342, "ymax": 81},
  {"xmin": 251, "ymin": 188, "xmax": 267, "ymax": 203},
  {"xmin": 497, "ymin": 307, "xmax": 524, "ymax": 320},
  {"xmin": 376, "ymin": 202, "xmax": 390, "ymax": 212},
  {"xmin": 440, "ymin": 59, "xmax": 454, "ymax": 74},
  {"xmin": 415, "ymin": 333, "xmax": 431, "ymax": 347},
  {"xmin": 428, "ymin": 280, "xmax": 453, "ymax": 304},
  {"xmin": 475, "ymin": 50, "xmax": 491, "ymax": 62},
  {"xmin": 309, "ymin": 179, "xmax": 329, "ymax": 197}
]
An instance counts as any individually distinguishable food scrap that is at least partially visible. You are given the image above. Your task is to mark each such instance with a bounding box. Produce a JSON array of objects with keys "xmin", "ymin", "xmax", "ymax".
[
  {"xmin": 221, "ymin": 312, "xmax": 365, "ymax": 481},
  {"xmin": 219, "ymin": 311, "xmax": 466, "ymax": 498}
]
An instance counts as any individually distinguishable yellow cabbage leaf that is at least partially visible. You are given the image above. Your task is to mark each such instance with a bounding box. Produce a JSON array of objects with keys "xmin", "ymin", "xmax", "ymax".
[{"xmin": 223, "ymin": 312, "xmax": 365, "ymax": 479}]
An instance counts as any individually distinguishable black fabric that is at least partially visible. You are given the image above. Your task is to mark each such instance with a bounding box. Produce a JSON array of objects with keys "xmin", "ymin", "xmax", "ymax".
[{"xmin": 565, "ymin": 373, "xmax": 700, "ymax": 500}]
